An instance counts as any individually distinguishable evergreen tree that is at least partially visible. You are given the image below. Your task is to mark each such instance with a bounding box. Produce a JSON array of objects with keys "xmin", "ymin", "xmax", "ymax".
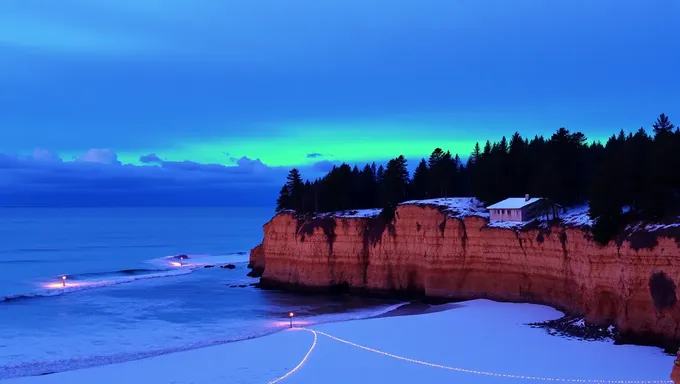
[
  {"xmin": 376, "ymin": 165, "xmax": 385, "ymax": 185},
  {"xmin": 468, "ymin": 142, "xmax": 481, "ymax": 167},
  {"xmin": 410, "ymin": 158, "xmax": 429, "ymax": 200},
  {"xmin": 483, "ymin": 140, "xmax": 492, "ymax": 156},
  {"xmin": 427, "ymin": 148, "xmax": 452, "ymax": 198},
  {"xmin": 359, "ymin": 163, "xmax": 378, "ymax": 208},
  {"xmin": 275, "ymin": 113, "xmax": 680, "ymax": 245},
  {"xmin": 286, "ymin": 168, "xmax": 305, "ymax": 212},
  {"xmin": 508, "ymin": 132, "xmax": 527, "ymax": 197},
  {"xmin": 644, "ymin": 115, "xmax": 677, "ymax": 218},
  {"xmin": 275, "ymin": 185, "xmax": 291, "ymax": 212},
  {"xmin": 381, "ymin": 155, "xmax": 410, "ymax": 207},
  {"xmin": 653, "ymin": 113, "xmax": 675, "ymax": 136}
]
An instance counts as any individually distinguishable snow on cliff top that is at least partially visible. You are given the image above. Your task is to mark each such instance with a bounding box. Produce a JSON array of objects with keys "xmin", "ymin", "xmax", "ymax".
[
  {"xmin": 626, "ymin": 218, "xmax": 680, "ymax": 233},
  {"xmin": 399, "ymin": 197, "xmax": 490, "ymax": 219},
  {"xmin": 316, "ymin": 198, "xmax": 489, "ymax": 220},
  {"xmin": 326, "ymin": 199, "xmax": 593, "ymax": 228},
  {"xmin": 331, "ymin": 209, "xmax": 383, "ymax": 218},
  {"xmin": 560, "ymin": 205, "xmax": 592, "ymax": 227}
]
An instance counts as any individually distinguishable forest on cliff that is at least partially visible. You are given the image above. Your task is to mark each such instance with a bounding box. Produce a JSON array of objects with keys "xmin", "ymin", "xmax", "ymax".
[{"xmin": 275, "ymin": 114, "xmax": 679, "ymax": 244}]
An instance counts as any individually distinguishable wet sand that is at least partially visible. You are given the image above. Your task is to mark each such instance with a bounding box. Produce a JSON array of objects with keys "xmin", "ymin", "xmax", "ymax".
[{"xmin": 372, "ymin": 301, "xmax": 463, "ymax": 319}]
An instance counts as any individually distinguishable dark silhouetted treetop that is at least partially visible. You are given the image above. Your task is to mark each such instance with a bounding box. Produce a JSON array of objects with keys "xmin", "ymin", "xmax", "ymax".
[{"xmin": 274, "ymin": 113, "xmax": 678, "ymax": 245}]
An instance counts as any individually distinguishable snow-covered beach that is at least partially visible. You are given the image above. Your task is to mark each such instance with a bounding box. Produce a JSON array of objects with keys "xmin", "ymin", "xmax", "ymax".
[{"xmin": 6, "ymin": 299, "xmax": 673, "ymax": 384}]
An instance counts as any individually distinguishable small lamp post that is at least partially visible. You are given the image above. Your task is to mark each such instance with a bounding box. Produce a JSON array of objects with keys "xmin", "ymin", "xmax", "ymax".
[
  {"xmin": 289, "ymin": 312, "xmax": 294, "ymax": 328},
  {"xmin": 61, "ymin": 275, "xmax": 66, "ymax": 287}
]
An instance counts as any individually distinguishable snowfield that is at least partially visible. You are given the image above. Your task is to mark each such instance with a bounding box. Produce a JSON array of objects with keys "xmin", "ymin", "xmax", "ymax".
[
  {"xmin": 400, "ymin": 197, "xmax": 490, "ymax": 219},
  {"xmin": 302, "ymin": 198, "xmax": 597, "ymax": 232},
  {"xmin": 6, "ymin": 299, "xmax": 672, "ymax": 384},
  {"xmin": 296, "ymin": 199, "xmax": 680, "ymax": 236}
]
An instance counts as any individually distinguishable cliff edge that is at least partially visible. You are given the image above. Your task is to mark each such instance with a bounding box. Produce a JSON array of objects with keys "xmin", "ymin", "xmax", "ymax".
[{"xmin": 250, "ymin": 198, "xmax": 680, "ymax": 348}]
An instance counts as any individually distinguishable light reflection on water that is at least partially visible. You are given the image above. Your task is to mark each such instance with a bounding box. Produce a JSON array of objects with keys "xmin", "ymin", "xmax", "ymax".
[{"xmin": 0, "ymin": 265, "xmax": 400, "ymax": 379}]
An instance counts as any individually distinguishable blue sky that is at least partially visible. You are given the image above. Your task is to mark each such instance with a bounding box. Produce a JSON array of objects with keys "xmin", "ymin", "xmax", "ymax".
[{"xmin": 0, "ymin": 0, "xmax": 678, "ymax": 206}]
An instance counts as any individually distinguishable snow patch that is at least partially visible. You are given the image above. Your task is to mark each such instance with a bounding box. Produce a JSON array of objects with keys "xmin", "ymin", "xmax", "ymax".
[
  {"xmin": 560, "ymin": 205, "xmax": 592, "ymax": 227},
  {"xmin": 485, "ymin": 220, "xmax": 531, "ymax": 229},
  {"xmin": 625, "ymin": 217, "xmax": 680, "ymax": 233},
  {"xmin": 331, "ymin": 209, "xmax": 383, "ymax": 218},
  {"xmin": 400, "ymin": 197, "xmax": 489, "ymax": 219},
  {"xmin": 644, "ymin": 222, "xmax": 680, "ymax": 232}
]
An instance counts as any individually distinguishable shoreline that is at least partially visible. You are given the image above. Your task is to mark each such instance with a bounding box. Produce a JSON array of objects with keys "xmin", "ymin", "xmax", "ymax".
[
  {"xmin": 0, "ymin": 294, "xmax": 406, "ymax": 380},
  {"xmin": 370, "ymin": 301, "xmax": 462, "ymax": 319},
  {"xmin": 5, "ymin": 276, "xmax": 672, "ymax": 380},
  {"xmin": 8, "ymin": 298, "xmax": 671, "ymax": 383},
  {"xmin": 256, "ymin": 279, "xmax": 680, "ymax": 354}
]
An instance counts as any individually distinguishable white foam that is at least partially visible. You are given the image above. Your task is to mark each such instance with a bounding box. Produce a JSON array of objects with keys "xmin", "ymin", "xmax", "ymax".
[
  {"xmin": 0, "ymin": 301, "xmax": 407, "ymax": 379},
  {"xmin": 2, "ymin": 253, "xmax": 250, "ymax": 302},
  {"xmin": 2, "ymin": 269, "xmax": 194, "ymax": 302}
]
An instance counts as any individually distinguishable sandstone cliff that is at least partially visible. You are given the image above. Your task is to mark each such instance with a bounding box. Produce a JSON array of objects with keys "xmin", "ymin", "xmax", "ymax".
[{"xmin": 250, "ymin": 198, "xmax": 680, "ymax": 348}]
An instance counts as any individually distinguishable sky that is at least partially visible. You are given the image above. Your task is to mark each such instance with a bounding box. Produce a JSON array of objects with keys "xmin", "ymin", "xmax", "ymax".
[{"xmin": 0, "ymin": 0, "xmax": 678, "ymax": 207}]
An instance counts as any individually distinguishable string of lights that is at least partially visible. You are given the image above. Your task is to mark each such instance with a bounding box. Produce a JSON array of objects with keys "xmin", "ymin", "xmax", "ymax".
[
  {"xmin": 267, "ymin": 329, "xmax": 318, "ymax": 384},
  {"xmin": 268, "ymin": 327, "xmax": 672, "ymax": 384}
]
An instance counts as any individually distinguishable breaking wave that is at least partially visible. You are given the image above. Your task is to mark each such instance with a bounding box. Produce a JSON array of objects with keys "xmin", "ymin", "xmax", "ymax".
[{"xmin": 1, "ymin": 253, "xmax": 249, "ymax": 303}]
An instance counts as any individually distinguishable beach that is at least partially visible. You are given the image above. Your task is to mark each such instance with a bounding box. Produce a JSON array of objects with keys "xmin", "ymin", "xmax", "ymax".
[
  {"xmin": 5, "ymin": 299, "xmax": 673, "ymax": 384},
  {"xmin": 0, "ymin": 207, "xmax": 403, "ymax": 380}
]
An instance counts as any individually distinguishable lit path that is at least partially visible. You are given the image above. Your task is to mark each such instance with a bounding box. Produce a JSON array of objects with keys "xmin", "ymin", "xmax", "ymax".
[
  {"xmin": 267, "ymin": 329, "xmax": 318, "ymax": 384},
  {"xmin": 268, "ymin": 328, "xmax": 672, "ymax": 384}
]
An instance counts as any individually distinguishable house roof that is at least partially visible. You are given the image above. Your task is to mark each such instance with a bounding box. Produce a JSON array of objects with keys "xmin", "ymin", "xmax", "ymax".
[{"xmin": 486, "ymin": 197, "xmax": 543, "ymax": 210}]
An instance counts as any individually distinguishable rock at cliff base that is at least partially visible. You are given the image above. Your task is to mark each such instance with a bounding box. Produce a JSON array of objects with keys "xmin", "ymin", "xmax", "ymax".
[
  {"xmin": 247, "ymin": 268, "xmax": 264, "ymax": 278},
  {"xmin": 528, "ymin": 316, "xmax": 618, "ymax": 342}
]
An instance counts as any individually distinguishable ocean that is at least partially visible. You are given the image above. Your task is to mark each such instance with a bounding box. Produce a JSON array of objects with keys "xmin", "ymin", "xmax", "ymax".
[{"xmin": 0, "ymin": 207, "xmax": 401, "ymax": 380}]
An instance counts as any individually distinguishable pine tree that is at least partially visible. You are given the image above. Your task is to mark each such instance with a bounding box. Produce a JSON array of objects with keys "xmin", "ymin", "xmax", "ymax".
[
  {"xmin": 427, "ymin": 148, "xmax": 450, "ymax": 198},
  {"xmin": 508, "ymin": 132, "xmax": 527, "ymax": 197},
  {"xmin": 653, "ymin": 113, "xmax": 675, "ymax": 136},
  {"xmin": 483, "ymin": 140, "xmax": 492, "ymax": 156},
  {"xmin": 271, "ymin": 113, "xmax": 679, "ymax": 245},
  {"xmin": 358, "ymin": 163, "xmax": 377, "ymax": 208},
  {"xmin": 410, "ymin": 158, "xmax": 429, "ymax": 200},
  {"xmin": 376, "ymin": 165, "xmax": 385, "ymax": 184},
  {"xmin": 468, "ymin": 142, "xmax": 481, "ymax": 167},
  {"xmin": 275, "ymin": 185, "xmax": 291, "ymax": 212},
  {"xmin": 285, "ymin": 168, "xmax": 305, "ymax": 212},
  {"xmin": 381, "ymin": 155, "xmax": 410, "ymax": 207}
]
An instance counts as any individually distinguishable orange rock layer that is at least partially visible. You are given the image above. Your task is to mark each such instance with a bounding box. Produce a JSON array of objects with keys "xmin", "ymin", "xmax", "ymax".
[{"xmin": 250, "ymin": 204, "xmax": 680, "ymax": 346}]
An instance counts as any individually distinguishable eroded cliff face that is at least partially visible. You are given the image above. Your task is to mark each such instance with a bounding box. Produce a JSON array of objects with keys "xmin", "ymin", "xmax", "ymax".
[
  {"xmin": 251, "ymin": 204, "xmax": 680, "ymax": 345},
  {"xmin": 247, "ymin": 244, "xmax": 265, "ymax": 277}
]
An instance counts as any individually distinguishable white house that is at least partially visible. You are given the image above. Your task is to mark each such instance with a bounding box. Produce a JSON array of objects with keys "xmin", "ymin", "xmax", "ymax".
[{"xmin": 487, "ymin": 194, "xmax": 545, "ymax": 222}]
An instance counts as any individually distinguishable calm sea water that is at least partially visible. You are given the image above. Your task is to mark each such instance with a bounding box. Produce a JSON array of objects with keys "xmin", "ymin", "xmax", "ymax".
[{"xmin": 0, "ymin": 207, "xmax": 400, "ymax": 379}]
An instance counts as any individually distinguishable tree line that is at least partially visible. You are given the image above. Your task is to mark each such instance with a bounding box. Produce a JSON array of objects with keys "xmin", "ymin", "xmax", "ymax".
[{"xmin": 276, "ymin": 114, "xmax": 679, "ymax": 244}]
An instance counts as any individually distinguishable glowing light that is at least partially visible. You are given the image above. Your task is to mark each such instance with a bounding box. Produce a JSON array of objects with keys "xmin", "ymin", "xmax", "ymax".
[
  {"xmin": 266, "ymin": 327, "xmax": 670, "ymax": 383},
  {"xmin": 62, "ymin": 275, "xmax": 66, "ymax": 280},
  {"xmin": 170, "ymin": 262, "xmax": 182, "ymax": 267},
  {"xmin": 43, "ymin": 281, "xmax": 86, "ymax": 289},
  {"xmin": 267, "ymin": 328, "xmax": 317, "ymax": 384},
  {"xmin": 294, "ymin": 327, "xmax": 670, "ymax": 384},
  {"xmin": 270, "ymin": 319, "xmax": 312, "ymax": 328},
  {"xmin": 289, "ymin": 312, "xmax": 294, "ymax": 318}
]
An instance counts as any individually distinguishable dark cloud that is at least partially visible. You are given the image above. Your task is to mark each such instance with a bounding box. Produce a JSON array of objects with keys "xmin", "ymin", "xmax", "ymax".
[
  {"xmin": 311, "ymin": 160, "xmax": 342, "ymax": 173},
  {"xmin": 0, "ymin": 149, "xmax": 301, "ymax": 207},
  {"xmin": 139, "ymin": 153, "xmax": 163, "ymax": 163},
  {"xmin": 306, "ymin": 153, "xmax": 323, "ymax": 158}
]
